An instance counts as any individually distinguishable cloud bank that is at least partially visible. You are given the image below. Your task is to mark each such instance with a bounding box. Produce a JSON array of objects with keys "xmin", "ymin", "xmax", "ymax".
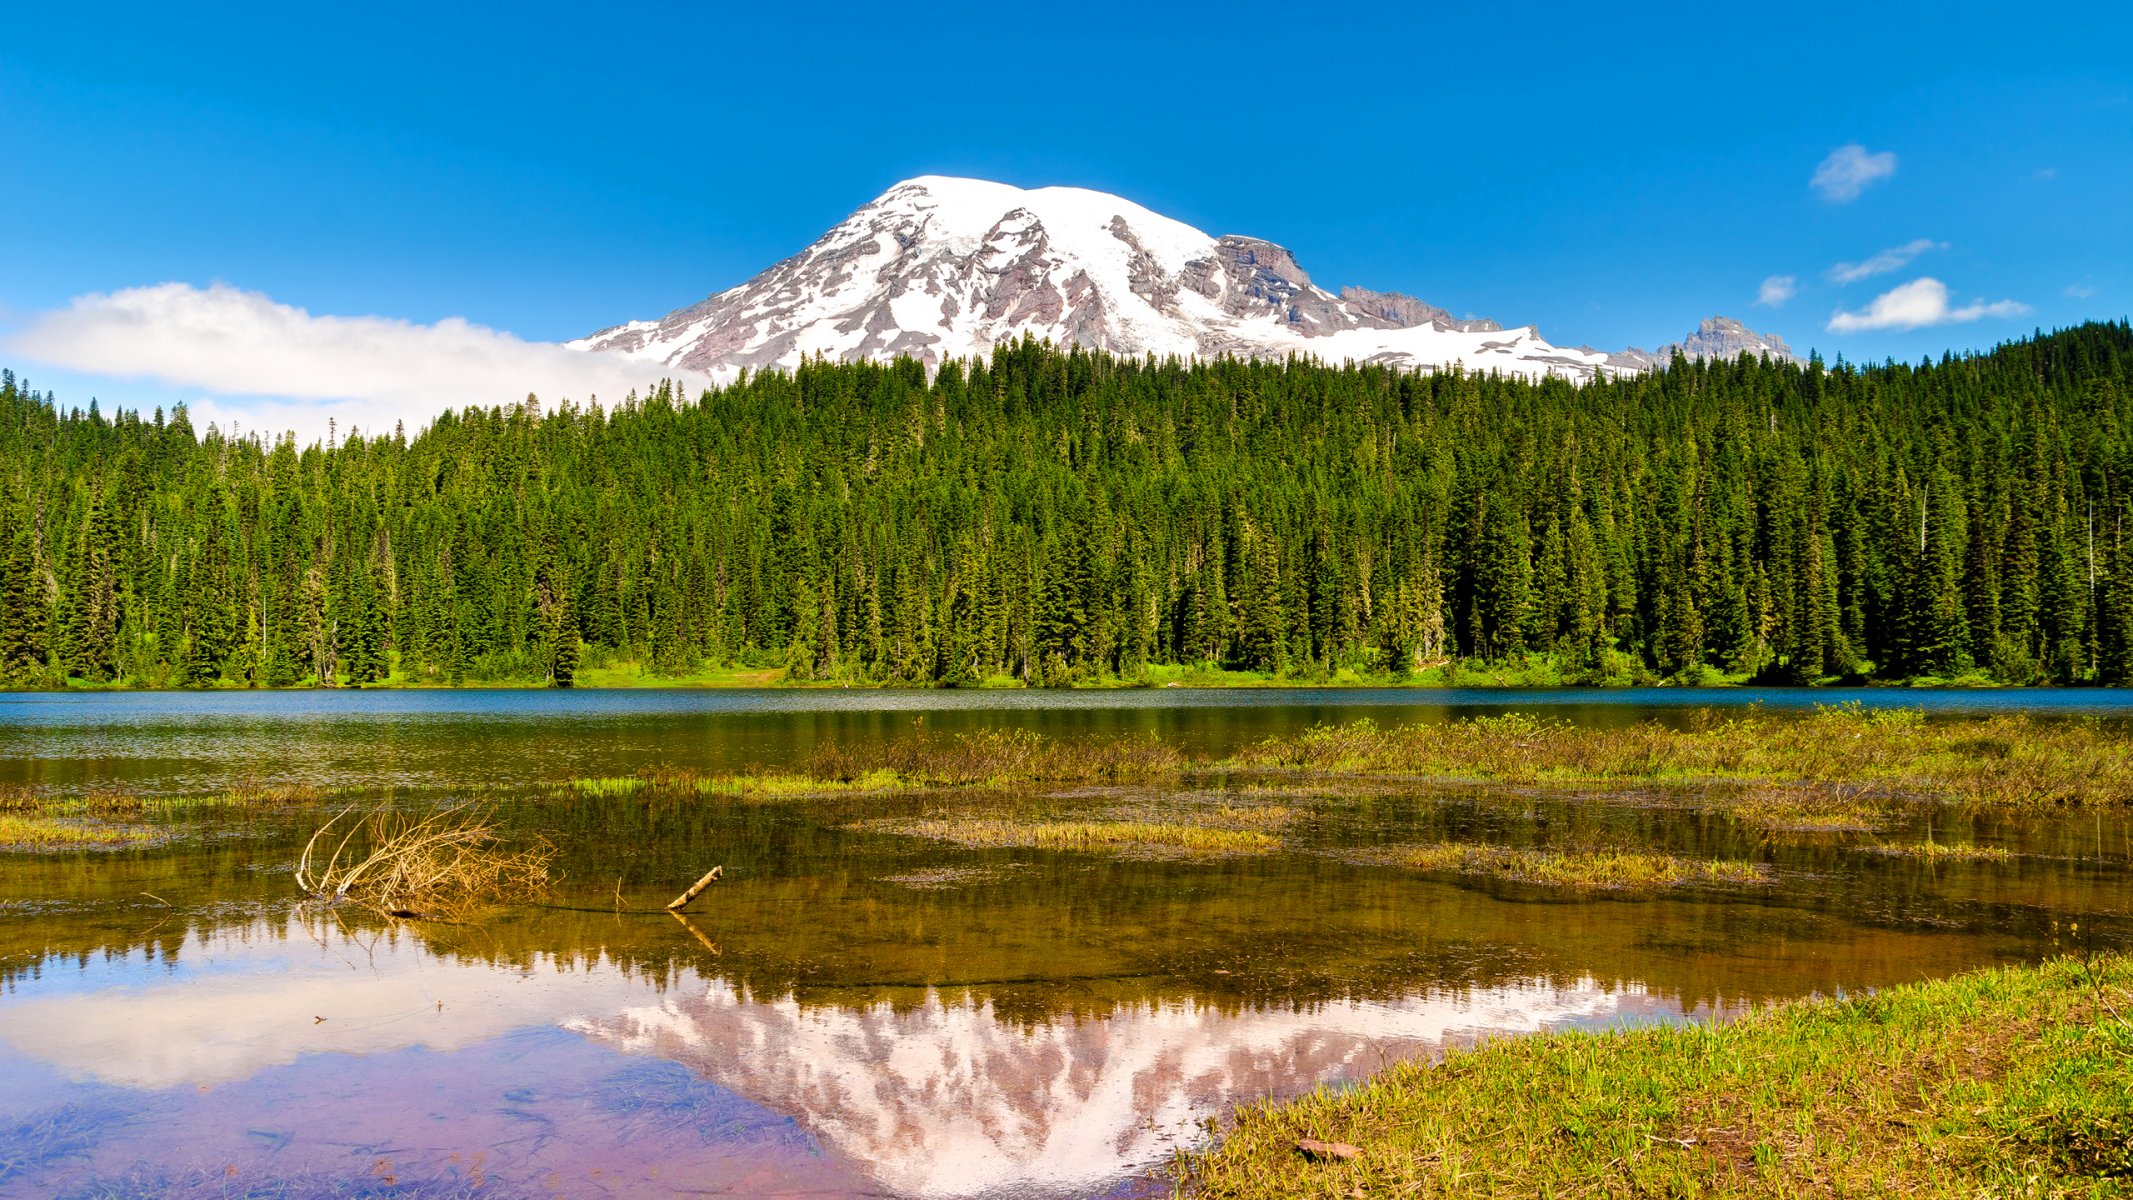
[
  {"xmin": 1755, "ymin": 275, "xmax": 1797, "ymax": 307},
  {"xmin": 1829, "ymin": 239, "xmax": 1945, "ymax": 284},
  {"xmin": 1810, "ymin": 144, "xmax": 1897, "ymax": 202},
  {"xmin": 4, "ymin": 282, "xmax": 708, "ymax": 442},
  {"xmin": 1826, "ymin": 278, "xmax": 2028, "ymax": 333}
]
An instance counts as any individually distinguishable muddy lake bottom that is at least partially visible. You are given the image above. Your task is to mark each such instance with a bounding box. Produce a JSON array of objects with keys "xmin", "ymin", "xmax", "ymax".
[{"xmin": 3, "ymin": 689, "xmax": 2132, "ymax": 1198}]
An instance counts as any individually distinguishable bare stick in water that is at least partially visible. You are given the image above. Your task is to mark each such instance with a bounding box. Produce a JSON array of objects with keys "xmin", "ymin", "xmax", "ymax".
[
  {"xmin": 666, "ymin": 865, "xmax": 723, "ymax": 911},
  {"xmin": 670, "ymin": 909, "xmax": 722, "ymax": 955}
]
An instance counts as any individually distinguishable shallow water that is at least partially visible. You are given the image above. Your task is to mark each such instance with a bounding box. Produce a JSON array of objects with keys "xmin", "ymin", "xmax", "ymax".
[{"xmin": 3, "ymin": 689, "xmax": 2132, "ymax": 1198}]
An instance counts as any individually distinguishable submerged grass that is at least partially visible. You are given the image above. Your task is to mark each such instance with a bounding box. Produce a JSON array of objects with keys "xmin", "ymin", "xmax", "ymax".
[
  {"xmin": 1368, "ymin": 842, "xmax": 1771, "ymax": 891},
  {"xmin": 1178, "ymin": 952, "xmax": 2133, "ymax": 1197}
]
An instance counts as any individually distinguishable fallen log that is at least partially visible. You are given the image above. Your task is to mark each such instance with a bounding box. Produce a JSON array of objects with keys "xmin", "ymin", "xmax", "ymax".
[{"xmin": 666, "ymin": 865, "xmax": 723, "ymax": 911}]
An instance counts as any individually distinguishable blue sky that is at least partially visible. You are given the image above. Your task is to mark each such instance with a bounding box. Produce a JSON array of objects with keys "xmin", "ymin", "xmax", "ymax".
[{"xmin": 2, "ymin": 0, "xmax": 2128, "ymax": 434}]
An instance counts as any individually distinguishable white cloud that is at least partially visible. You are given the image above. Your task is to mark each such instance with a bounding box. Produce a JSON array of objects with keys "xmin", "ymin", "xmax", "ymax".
[
  {"xmin": 2066, "ymin": 281, "xmax": 2099, "ymax": 299},
  {"xmin": 1810, "ymin": 144, "xmax": 1897, "ymax": 202},
  {"xmin": 1828, "ymin": 238, "xmax": 1945, "ymax": 284},
  {"xmin": 2, "ymin": 282, "xmax": 709, "ymax": 443},
  {"xmin": 1826, "ymin": 278, "xmax": 2030, "ymax": 333},
  {"xmin": 1756, "ymin": 275, "xmax": 1797, "ymax": 307}
]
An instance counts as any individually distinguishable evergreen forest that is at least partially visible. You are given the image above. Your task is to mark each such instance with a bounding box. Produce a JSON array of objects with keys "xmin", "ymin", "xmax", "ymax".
[{"xmin": 2, "ymin": 322, "xmax": 2131, "ymax": 689}]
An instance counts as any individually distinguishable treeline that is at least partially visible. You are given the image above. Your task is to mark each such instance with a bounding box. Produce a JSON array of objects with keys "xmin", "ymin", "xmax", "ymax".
[{"xmin": 2, "ymin": 322, "xmax": 2131, "ymax": 689}]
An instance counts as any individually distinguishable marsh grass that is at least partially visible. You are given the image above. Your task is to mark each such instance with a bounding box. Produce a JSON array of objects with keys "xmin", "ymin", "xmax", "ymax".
[
  {"xmin": 568, "ymin": 709, "xmax": 2133, "ymax": 825},
  {"xmin": 0, "ymin": 813, "xmax": 157, "ymax": 850},
  {"xmin": 569, "ymin": 766, "xmax": 910, "ymax": 800},
  {"xmin": 868, "ymin": 816, "xmax": 1283, "ymax": 858},
  {"xmin": 1721, "ymin": 782, "xmax": 1896, "ymax": 831},
  {"xmin": 295, "ymin": 806, "xmax": 553, "ymax": 918},
  {"xmin": 568, "ymin": 730, "xmax": 1186, "ymax": 803},
  {"xmin": 1364, "ymin": 842, "xmax": 1771, "ymax": 891},
  {"xmin": 807, "ymin": 728, "xmax": 1188, "ymax": 787},
  {"xmin": 215, "ymin": 780, "xmax": 327, "ymax": 807},
  {"xmin": 1175, "ymin": 953, "xmax": 2133, "ymax": 1197},
  {"xmin": 1228, "ymin": 707, "xmax": 2133, "ymax": 810},
  {"xmin": 1864, "ymin": 840, "xmax": 2015, "ymax": 862}
]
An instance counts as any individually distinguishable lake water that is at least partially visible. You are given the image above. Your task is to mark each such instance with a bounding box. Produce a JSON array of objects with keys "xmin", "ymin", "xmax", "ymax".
[{"xmin": 3, "ymin": 688, "xmax": 2131, "ymax": 1198}]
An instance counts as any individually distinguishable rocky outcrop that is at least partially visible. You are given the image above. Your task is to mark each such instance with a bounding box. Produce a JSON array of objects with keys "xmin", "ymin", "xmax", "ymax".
[{"xmin": 1609, "ymin": 316, "xmax": 1799, "ymax": 372}]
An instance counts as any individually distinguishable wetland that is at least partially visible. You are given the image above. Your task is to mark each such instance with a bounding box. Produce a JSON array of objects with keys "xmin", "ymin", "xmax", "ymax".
[{"xmin": 3, "ymin": 688, "xmax": 2132, "ymax": 1198}]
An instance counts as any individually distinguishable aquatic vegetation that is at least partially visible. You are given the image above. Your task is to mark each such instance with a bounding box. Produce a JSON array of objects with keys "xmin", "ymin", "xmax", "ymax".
[
  {"xmin": 807, "ymin": 728, "xmax": 1188, "ymax": 787},
  {"xmin": 1176, "ymin": 953, "xmax": 2133, "ymax": 1197},
  {"xmin": 1862, "ymin": 840, "xmax": 2014, "ymax": 862},
  {"xmin": 1365, "ymin": 842, "xmax": 1770, "ymax": 891},
  {"xmin": 0, "ymin": 784, "xmax": 138, "ymax": 816},
  {"xmin": 0, "ymin": 814, "xmax": 157, "ymax": 850},
  {"xmin": 215, "ymin": 779, "xmax": 327, "ymax": 807},
  {"xmin": 1721, "ymin": 782, "xmax": 1895, "ymax": 831},
  {"xmin": 1228, "ymin": 707, "xmax": 2133, "ymax": 810},
  {"xmin": 569, "ymin": 767, "xmax": 911, "ymax": 800},
  {"xmin": 295, "ymin": 806, "xmax": 554, "ymax": 918},
  {"xmin": 869, "ymin": 816, "xmax": 1282, "ymax": 858}
]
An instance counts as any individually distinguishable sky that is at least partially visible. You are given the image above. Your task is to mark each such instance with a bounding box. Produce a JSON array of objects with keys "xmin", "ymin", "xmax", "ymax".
[{"xmin": 2, "ymin": 0, "xmax": 2129, "ymax": 440}]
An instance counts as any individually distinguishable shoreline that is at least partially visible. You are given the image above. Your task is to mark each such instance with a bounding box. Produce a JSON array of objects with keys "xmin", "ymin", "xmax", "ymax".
[{"xmin": 1173, "ymin": 953, "xmax": 2133, "ymax": 1196}]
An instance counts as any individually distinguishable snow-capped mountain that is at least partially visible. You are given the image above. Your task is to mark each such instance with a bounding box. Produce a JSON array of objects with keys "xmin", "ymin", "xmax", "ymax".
[{"xmin": 573, "ymin": 176, "xmax": 1789, "ymax": 382}]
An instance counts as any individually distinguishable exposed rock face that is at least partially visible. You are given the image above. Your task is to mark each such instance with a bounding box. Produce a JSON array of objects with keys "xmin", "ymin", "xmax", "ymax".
[
  {"xmin": 1608, "ymin": 316, "xmax": 1799, "ymax": 372},
  {"xmin": 572, "ymin": 176, "xmax": 1618, "ymax": 382}
]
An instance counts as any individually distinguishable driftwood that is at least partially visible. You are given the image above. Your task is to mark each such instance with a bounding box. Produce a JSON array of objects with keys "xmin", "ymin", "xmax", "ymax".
[{"xmin": 666, "ymin": 865, "xmax": 723, "ymax": 911}]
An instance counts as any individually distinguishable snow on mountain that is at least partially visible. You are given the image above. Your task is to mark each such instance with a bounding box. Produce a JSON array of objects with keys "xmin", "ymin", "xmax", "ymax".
[{"xmin": 571, "ymin": 176, "xmax": 1627, "ymax": 382}]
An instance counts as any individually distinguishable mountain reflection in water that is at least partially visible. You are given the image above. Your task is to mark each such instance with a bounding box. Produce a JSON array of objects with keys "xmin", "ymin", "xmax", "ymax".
[{"xmin": 0, "ymin": 915, "xmax": 1682, "ymax": 1198}]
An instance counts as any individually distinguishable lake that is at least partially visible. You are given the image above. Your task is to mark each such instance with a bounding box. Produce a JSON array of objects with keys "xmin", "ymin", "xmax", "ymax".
[{"xmin": 4, "ymin": 688, "xmax": 2131, "ymax": 1198}]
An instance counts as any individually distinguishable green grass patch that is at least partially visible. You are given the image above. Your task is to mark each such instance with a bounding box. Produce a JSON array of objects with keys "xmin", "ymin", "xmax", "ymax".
[
  {"xmin": 1366, "ymin": 842, "xmax": 1771, "ymax": 891},
  {"xmin": 1177, "ymin": 953, "xmax": 2133, "ymax": 1197}
]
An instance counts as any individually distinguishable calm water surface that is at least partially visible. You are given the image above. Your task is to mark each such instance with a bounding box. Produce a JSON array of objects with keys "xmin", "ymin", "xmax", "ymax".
[{"xmin": 4, "ymin": 688, "xmax": 2131, "ymax": 1198}]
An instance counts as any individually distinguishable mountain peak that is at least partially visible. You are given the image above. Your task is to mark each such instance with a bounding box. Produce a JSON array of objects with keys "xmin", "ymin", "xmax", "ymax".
[{"xmin": 573, "ymin": 179, "xmax": 1721, "ymax": 382}]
